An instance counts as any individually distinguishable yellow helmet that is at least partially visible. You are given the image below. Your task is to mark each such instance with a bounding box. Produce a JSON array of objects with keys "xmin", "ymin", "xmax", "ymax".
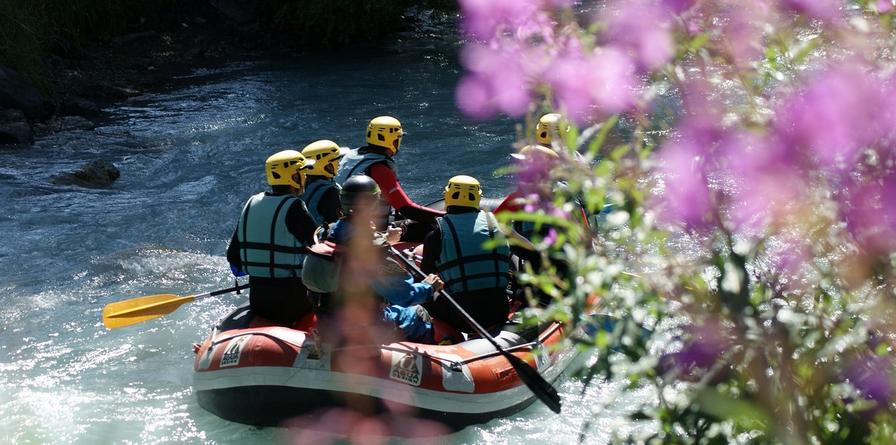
[
  {"xmin": 301, "ymin": 139, "xmax": 343, "ymax": 179},
  {"xmin": 265, "ymin": 150, "xmax": 311, "ymax": 189},
  {"xmin": 511, "ymin": 144, "xmax": 560, "ymax": 161},
  {"xmin": 366, "ymin": 116, "xmax": 403, "ymax": 155},
  {"xmin": 444, "ymin": 175, "xmax": 481, "ymax": 209},
  {"xmin": 536, "ymin": 113, "xmax": 570, "ymax": 145}
]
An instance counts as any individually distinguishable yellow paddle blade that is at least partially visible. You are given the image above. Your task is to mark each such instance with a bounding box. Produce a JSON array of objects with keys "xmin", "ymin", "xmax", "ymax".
[{"xmin": 102, "ymin": 293, "xmax": 196, "ymax": 329}]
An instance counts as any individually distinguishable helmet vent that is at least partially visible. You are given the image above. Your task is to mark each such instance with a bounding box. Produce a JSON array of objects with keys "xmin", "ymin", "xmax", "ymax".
[
  {"xmin": 271, "ymin": 172, "xmax": 281, "ymax": 179},
  {"xmin": 377, "ymin": 134, "xmax": 386, "ymax": 142},
  {"xmin": 452, "ymin": 192, "xmax": 460, "ymax": 200},
  {"xmin": 468, "ymin": 193, "xmax": 476, "ymax": 201}
]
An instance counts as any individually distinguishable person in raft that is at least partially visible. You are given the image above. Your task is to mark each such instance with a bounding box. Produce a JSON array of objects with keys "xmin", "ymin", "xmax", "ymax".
[
  {"xmin": 307, "ymin": 175, "xmax": 444, "ymax": 343},
  {"xmin": 299, "ymin": 139, "xmax": 344, "ymax": 227},
  {"xmin": 226, "ymin": 150, "xmax": 317, "ymax": 325},
  {"xmin": 335, "ymin": 116, "xmax": 444, "ymax": 236},
  {"xmin": 421, "ymin": 175, "xmax": 513, "ymax": 333}
]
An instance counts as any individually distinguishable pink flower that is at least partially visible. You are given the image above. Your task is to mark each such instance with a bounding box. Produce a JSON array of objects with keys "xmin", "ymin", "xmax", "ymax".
[
  {"xmin": 878, "ymin": 0, "xmax": 894, "ymax": 13},
  {"xmin": 455, "ymin": 74, "xmax": 496, "ymax": 120},
  {"xmin": 546, "ymin": 46, "xmax": 639, "ymax": 123},
  {"xmin": 663, "ymin": 0, "xmax": 698, "ymax": 14},
  {"xmin": 717, "ymin": 2, "xmax": 773, "ymax": 68},
  {"xmin": 656, "ymin": 138, "xmax": 713, "ymax": 229},
  {"xmin": 717, "ymin": 132, "xmax": 805, "ymax": 233},
  {"xmin": 541, "ymin": 0, "xmax": 577, "ymax": 8},
  {"xmin": 602, "ymin": 0, "xmax": 675, "ymax": 70},
  {"xmin": 845, "ymin": 175, "xmax": 896, "ymax": 255},
  {"xmin": 774, "ymin": 65, "xmax": 887, "ymax": 170},
  {"xmin": 780, "ymin": 0, "xmax": 841, "ymax": 21},
  {"xmin": 455, "ymin": 42, "xmax": 538, "ymax": 119},
  {"xmin": 459, "ymin": 0, "xmax": 541, "ymax": 40}
]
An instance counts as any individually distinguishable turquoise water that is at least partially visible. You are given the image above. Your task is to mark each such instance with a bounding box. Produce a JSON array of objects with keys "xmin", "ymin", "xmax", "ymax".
[{"xmin": 0, "ymin": 45, "xmax": 651, "ymax": 443}]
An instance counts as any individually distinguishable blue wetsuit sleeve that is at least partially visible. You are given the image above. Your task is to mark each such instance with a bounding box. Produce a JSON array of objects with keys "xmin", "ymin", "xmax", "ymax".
[{"xmin": 373, "ymin": 275, "xmax": 433, "ymax": 307}]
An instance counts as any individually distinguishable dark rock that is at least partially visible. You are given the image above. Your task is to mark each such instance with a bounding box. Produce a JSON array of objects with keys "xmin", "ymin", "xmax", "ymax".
[
  {"xmin": 60, "ymin": 96, "xmax": 102, "ymax": 117},
  {"xmin": 0, "ymin": 66, "xmax": 53, "ymax": 120},
  {"xmin": 0, "ymin": 108, "xmax": 33, "ymax": 146},
  {"xmin": 111, "ymin": 31, "xmax": 160, "ymax": 48},
  {"xmin": 52, "ymin": 159, "xmax": 120, "ymax": 188},
  {"xmin": 208, "ymin": 0, "xmax": 259, "ymax": 25},
  {"xmin": 33, "ymin": 115, "xmax": 96, "ymax": 136}
]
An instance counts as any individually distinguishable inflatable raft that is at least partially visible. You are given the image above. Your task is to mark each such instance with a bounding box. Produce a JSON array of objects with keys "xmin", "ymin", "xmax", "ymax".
[{"xmin": 193, "ymin": 304, "xmax": 591, "ymax": 428}]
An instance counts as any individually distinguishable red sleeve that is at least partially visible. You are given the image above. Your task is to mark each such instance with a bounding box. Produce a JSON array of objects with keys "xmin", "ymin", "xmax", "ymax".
[
  {"xmin": 369, "ymin": 163, "xmax": 445, "ymax": 221},
  {"xmin": 494, "ymin": 190, "xmax": 525, "ymax": 214}
]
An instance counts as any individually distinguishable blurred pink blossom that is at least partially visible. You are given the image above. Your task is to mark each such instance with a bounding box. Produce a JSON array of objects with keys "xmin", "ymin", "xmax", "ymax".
[
  {"xmin": 774, "ymin": 65, "xmax": 888, "ymax": 170},
  {"xmin": 459, "ymin": 0, "xmax": 541, "ymax": 40},
  {"xmin": 286, "ymin": 407, "xmax": 450, "ymax": 444},
  {"xmin": 717, "ymin": 2, "xmax": 772, "ymax": 67},
  {"xmin": 844, "ymin": 355, "xmax": 894, "ymax": 409},
  {"xmin": 455, "ymin": 43, "xmax": 540, "ymax": 119},
  {"xmin": 602, "ymin": 0, "xmax": 675, "ymax": 70},
  {"xmin": 717, "ymin": 132, "xmax": 805, "ymax": 233},
  {"xmin": 780, "ymin": 0, "xmax": 841, "ymax": 21},
  {"xmin": 546, "ymin": 46, "xmax": 639, "ymax": 123},
  {"xmin": 845, "ymin": 175, "xmax": 896, "ymax": 255},
  {"xmin": 878, "ymin": 0, "xmax": 894, "ymax": 13},
  {"xmin": 656, "ymin": 138, "xmax": 713, "ymax": 229},
  {"xmin": 663, "ymin": 0, "xmax": 698, "ymax": 13},
  {"xmin": 542, "ymin": 0, "xmax": 577, "ymax": 8}
]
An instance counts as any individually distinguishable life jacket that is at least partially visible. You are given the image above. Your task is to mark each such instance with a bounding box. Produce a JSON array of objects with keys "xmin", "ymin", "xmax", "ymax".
[
  {"xmin": 236, "ymin": 193, "xmax": 308, "ymax": 279},
  {"xmin": 436, "ymin": 210, "xmax": 510, "ymax": 294},
  {"xmin": 335, "ymin": 147, "xmax": 397, "ymax": 186},
  {"xmin": 300, "ymin": 177, "xmax": 340, "ymax": 226}
]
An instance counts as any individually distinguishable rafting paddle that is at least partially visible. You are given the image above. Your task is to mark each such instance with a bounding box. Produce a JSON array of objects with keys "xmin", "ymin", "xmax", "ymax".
[
  {"xmin": 102, "ymin": 283, "xmax": 249, "ymax": 329},
  {"xmin": 387, "ymin": 246, "xmax": 562, "ymax": 413}
]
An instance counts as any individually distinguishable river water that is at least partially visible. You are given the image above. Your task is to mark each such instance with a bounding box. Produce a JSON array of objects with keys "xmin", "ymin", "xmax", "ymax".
[{"xmin": 0, "ymin": 44, "xmax": 652, "ymax": 444}]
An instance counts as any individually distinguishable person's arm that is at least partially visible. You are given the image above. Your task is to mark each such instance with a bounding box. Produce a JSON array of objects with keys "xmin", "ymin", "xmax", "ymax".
[
  {"xmin": 374, "ymin": 276, "xmax": 434, "ymax": 307},
  {"xmin": 420, "ymin": 226, "xmax": 442, "ymax": 274},
  {"xmin": 285, "ymin": 199, "xmax": 317, "ymax": 246},
  {"xmin": 368, "ymin": 163, "xmax": 445, "ymax": 224},
  {"xmin": 316, "ymin": 186, "xmax": 342, "ymax": 224}
]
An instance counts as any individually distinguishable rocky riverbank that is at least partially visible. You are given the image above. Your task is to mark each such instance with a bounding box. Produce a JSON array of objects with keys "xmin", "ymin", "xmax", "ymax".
[
  {"xmin": 0, "ymin": 2, "xmax": 458, "ymax": 152},
  {"xmin": 0, "ymin": 5, "xmax": 249, "ymax": 150}
]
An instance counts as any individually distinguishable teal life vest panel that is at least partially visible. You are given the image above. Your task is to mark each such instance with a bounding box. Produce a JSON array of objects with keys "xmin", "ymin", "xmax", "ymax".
[
  {"xmin": 236, "ymin": 193, "xmax": 307, "ymax": 278},
  {"xmin": 300, "ymin": 178, "xmax": 340, "ymax": 226},
  {"xmin": 335, "ymin": 147, "xmax": 397, "ymax": 186},
  {"xmin": 436, "ymin": 211, "xmax": 510, "ymax": 294}
]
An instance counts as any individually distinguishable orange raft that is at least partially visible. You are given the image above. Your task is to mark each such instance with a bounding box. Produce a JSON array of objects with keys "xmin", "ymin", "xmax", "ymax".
[{"xmin": 193, "ymin": 305, "xmax": 592, "ymax": 428}]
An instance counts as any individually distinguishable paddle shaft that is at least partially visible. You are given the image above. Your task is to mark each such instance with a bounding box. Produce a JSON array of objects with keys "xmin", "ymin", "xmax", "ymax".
[
  {"xmin": 387, "ymin": 246, "xmax": 562, "ymax": 413},
  {"xmin": 203, "ymin": 283, "xmax": 250, "ymax": 298}
]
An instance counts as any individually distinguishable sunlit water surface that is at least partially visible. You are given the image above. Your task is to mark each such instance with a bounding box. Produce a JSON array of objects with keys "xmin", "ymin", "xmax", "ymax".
[{"xmin": 0, "ymin": 46, "xmax": 653, "ymax": 443}]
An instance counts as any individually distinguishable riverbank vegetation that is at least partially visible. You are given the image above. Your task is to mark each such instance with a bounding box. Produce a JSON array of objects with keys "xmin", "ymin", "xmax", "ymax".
[
  {"xmin": 0, "ymin": 0, "xmax": 182, "ymax": 88},
  {"xmin": 460, "ymin": 0, "xmax": 896, "ymax": 443},
  {"xmin": 0, "ymin": 0, "xmax": 456, "ymax": 88}
]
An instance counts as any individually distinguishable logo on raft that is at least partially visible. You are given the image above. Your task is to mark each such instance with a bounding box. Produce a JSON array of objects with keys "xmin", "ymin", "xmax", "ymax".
[
  {"xmin": 220, "ymin": 335, "xmax": 251, "ymax": 368},
  {"xmin": 390, "ymin": 352, "xmax": 423, "ymax": 386}
]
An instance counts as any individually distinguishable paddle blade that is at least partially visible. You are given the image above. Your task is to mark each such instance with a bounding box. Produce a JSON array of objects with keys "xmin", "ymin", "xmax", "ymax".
[
  {"xmin": 102, "ymin": 293, "xmax": 195, "ymax": 329},
  {"xmin": 503, "ymin": 350, "xmax": 562, "ymax": 413}
]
